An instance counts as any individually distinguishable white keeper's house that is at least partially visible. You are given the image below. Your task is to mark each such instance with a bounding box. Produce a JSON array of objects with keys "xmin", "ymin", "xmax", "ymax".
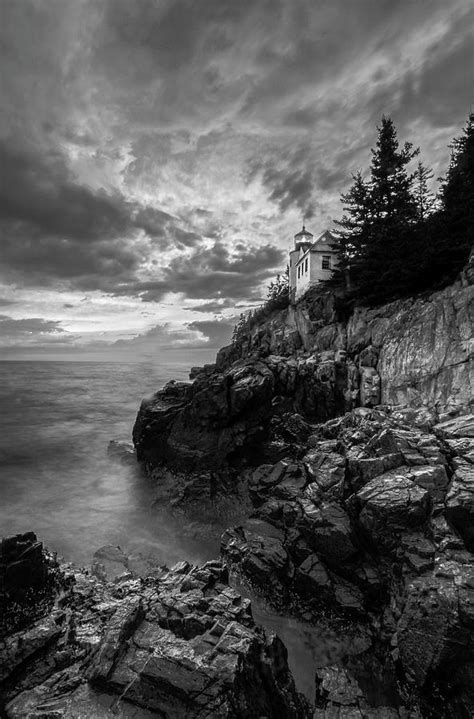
[{"xmin": 289, "ymin": 226, "xmax": 338, "ymax": 301}]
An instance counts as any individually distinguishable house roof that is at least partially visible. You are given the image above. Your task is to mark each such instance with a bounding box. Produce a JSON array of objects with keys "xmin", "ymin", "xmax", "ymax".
[
  {"xmin": 312, "ymin": 229, "xmax": 336, "ymax": 252},
  {"xmin": 295, "ymin": 230, "xmax": 336, "ymax": 265}
]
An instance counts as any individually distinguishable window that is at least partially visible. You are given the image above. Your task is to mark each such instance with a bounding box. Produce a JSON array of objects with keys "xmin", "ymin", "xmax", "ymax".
[
  {"xmin": 305, "ymin": 258, "xmax": 308, "ymax": 273},
  {"xmin": 322, "ymin": 255, "xmax": 331, "ymax": 270},
  {"xmin": 298, "ymin": 266, "xmax": 300, "ymax": 278}
]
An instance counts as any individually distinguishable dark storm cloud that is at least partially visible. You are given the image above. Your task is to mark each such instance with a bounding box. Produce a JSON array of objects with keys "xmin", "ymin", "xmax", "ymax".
[
  {"xmin": 0, "ymin": 141, "xmax": 177, "ymax": 290},
  {"xmin": 94, "ymin": 0, "xmax": 269, "ymax": 129},
  {"xmin": 263, "ymin": 165, "xmax": 316, "ymax": 218},
  {"xmin": 386, "ymin": 29, "xmax": 474, "ymax": 129},
  {"xmin": 0, "ymin": 142, "xmax": 128, "ymax": 242},
  {"xmin": 0, "ymin": 298, "xmax": 16, "ymax": 307},
  {"xmin": 134, "ymin": 206, "xmax": 176, "ymax": 240},
  {"xmin": 247, "ymin": 143, "xmax": 348, "ymax": 219},
  {"xmin": 0, "ymin": 315, "xmax": 64, "ymax": 336},
  {"xmin": 114, "ymin": 241, "xmax": 285, "ymax": 302}
]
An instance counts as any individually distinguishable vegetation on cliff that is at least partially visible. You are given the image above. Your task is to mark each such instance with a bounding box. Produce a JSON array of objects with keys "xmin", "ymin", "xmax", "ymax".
[
  {"xmin": 329, "ymin": 112, "xmax": 474, "ymax": 305},
  {"xmin": 232, "ymin": 269, "xmax": 289, "ymax": 344}
]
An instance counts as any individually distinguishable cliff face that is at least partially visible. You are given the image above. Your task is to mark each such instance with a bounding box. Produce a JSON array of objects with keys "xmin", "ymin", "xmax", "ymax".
[
  {"xmin": 133, "ymin": 261, "xmax": 472, "ymax": 481},
  {"xmin": 219, "ymin": 257, "xmax": 473, "ymax": 418}
]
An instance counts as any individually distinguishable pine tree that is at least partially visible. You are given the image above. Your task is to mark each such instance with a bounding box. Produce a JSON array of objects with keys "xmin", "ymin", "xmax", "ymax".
[
  {"xmin": 438, "ymin": 112, "xmax": 474, "ymax": 276},
  {"xmin": 413, "ymin": 161, "xmax": 436, "ymax": 222},
  {"xmin": 330, "ymin": 171, "xmax": 371, "ymax": 291},
  {"xmin": 351, "ymin": 117, "xmax": 419, "ymax": 303}
]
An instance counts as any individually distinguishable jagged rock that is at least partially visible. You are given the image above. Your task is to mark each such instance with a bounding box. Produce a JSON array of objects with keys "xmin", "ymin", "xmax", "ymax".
[
  {"xmin": 359, "ymin": 344, "xmax": 379, "ymax": 368},
  {"xmin": 445, "ymin": 461, "xmax": 474, "ymax": 550},
  {"xmin": 407, "ymin": 464, "xmax": 449, "ymax": 503},
  {"xmin": 1, "ymin": 538, "xmax": 310, "ymax": 719},
  {"xmin": 359, "ymin": 366, "xmax": 381, "ymax": 407},
  {"xmin": 297, "ymin": 500, "xmax": 357, "ymax": 566},
  {"xmin": 303, "ymin": 448, "xmax": 346, "ymax": 501},
  {"xmin": 434, "ymin": 414, "xmax": 474, "ymax": 465},
  {"xmin": 133, "ymin": 362, "xmax": 275, "ymax": 471},
  {"xmin": 189, "ymin": 363, "xmax": 216, "ymax": 380},
  {"xmin": 133, "ymin": 355, "xmax": 349, "ymax": 477},
  {"xmin": 347, "ymin": 281, "xmax": 473, "ymax": 415},
  {"xmin": 395, "ymin": 559, "xmax": 474, "ymax": 716},
  {"xmin": 434, "ymin": 413, "xmax": 474, "ymax": 439},
  {"xmin": 221, "ymin": 520, "xmax": 293, "ymax": 594},
  {"xmin": 354, "ymin": 471, "xmax": 431, "ymax": 549},
  {"xmin": 314, "ymin": 664, "xmax": 404, "ymax": 717},
  {"xmin": 1, "ymin": 532, "xmax": 49, "ymax": 603}
]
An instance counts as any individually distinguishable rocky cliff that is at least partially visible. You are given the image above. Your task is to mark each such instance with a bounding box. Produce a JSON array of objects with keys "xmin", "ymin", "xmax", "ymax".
[
  {"xmin": 133, "ymin": 258, "xmax": 472, "ymax": 483},
  {"xmin": 217, "ymin": 255, "xmax": 473, "ymax": 418},
  {"xmin": 129, "ymin": 260, "xmax": 474, "ymax": 717}
]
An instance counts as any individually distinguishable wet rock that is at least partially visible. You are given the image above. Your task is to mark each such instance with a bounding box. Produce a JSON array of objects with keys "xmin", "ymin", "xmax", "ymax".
[
  {"xmin": 1, "ymin": 532, "xmax": 49, "ymax": 603},
  {"xmin": 354, "ymin": 471, "xmax": 431, "ymax": 549},
  {"xmin": 133, "ymin": 361, "xmax": 275, "ymax": 472},
  {"xmin": 314, "ymin": 665, "xmax": 403, "ymax": 717},
  {"xmin": 435, "ymin": 414, "xmax": 474, "ymax": 439},
  {"xmin": 297, "ymin": 500, "xmax": 357, "ymax": 566},
  {"xmin": 445, "ymin": 461, "xmax": 474, "ymax": 550},
  {"xmin": 359, "ymin": 366, "xmax": 381, "ymax": 407},
  {"xmin": 395, "ymin": 561, "xmax": 474, "ymax": 717},
  {"xmin": 1, "ymin": 538, "xmax": 310, "ymax": 719}
]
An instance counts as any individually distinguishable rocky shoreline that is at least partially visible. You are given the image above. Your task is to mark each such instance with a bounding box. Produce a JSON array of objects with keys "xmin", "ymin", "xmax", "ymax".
[{"xmin": 1, "ymin": 265, "xmax": 473, "ymax": 717}]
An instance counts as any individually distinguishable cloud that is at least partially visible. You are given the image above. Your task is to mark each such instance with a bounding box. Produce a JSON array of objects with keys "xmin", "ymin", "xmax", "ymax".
[
  {"xmin": 186, "ymin": 319, "xmax": 234, "ymax": 348},
  {"xmin": 0, "ymin": 141, "xmax": 141, "ymax": 288},
  {"xmin": 114, "ymin": 241, "xmax": 285, "ymax": 302},
  {"xmin": 110, "ymin": 317, "xmax": 235, "ymax": 356},
  {"xmin": 0, "ymin": 315, "xmax": 64, "ymax": 334},
  {"xmin": 0, "ymin": 315, "xmax": 70, "ymax": 350},
  {"xmin": 0, "ymin": 140, "xmax": 196, "ymax": 294},
  {"xmin": 1, "ymin": 0, "xmax": 473, "ymax": 358},
  {"xmin": 187, "ymin": 299, "xmax": 236, "ymax": 314}
]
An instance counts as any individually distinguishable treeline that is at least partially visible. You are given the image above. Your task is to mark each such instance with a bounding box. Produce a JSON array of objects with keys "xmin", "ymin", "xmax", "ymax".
[{"xmin": 327, "ymin": 113, "xmax": 473, "ymax": 305}]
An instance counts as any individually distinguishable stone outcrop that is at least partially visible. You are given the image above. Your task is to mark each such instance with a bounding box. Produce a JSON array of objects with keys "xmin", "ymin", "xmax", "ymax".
[
  {"xmin": 214, "ymin": 259, "xmax": 473, "ymax": 418},
  {"xmin": 133, "ymin": 356, "xmax": 348, "ymax": 476},
  {"xmin": 1, "ymin": 533, "xmax": 310, "ymax": 718},
  {"xmin": 221, "ymin": 409, "xmax": 474, "ymax": 716}
]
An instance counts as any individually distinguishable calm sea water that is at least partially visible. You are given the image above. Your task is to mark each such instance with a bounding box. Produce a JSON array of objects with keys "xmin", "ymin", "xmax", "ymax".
[{"xmin": 0, "ymin": 359, "xmax": 223, "ymax": 566}]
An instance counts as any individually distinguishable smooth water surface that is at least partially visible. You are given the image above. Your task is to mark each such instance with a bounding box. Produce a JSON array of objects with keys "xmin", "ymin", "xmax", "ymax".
[{"xmin": 0, "ymin": 360, "xmax": 220, "ymax": 566}]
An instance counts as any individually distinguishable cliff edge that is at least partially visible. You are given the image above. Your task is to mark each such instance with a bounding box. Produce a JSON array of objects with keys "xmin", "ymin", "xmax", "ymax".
[{"xmin": 134, "ymin": 256, "xmax": 473, "ymax": 477}]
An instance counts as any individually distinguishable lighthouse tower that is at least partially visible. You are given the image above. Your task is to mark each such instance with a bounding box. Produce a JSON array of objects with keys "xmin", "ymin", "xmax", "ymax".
[{"xmin": 289, "ymin": 225, "xmax": 313, "ymax": 299}]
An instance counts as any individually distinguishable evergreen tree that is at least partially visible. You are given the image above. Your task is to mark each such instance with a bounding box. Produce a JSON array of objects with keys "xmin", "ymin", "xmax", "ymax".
[
  {"xmin": 326, "ymin": 114, "xmax": 472, "ymax": 305},
  {"xmin": 330, "ymin": 171, "xmax": 371, "ymax": 291},
  {"xmin": 358, "ymin": 117, "xmax": 419, "ymax": 302},
  {"xmin": 413, "ymin": 161, "xmax": 436, "ymax": 222},
  {"xmin": 437, "ymin": 112, "xmax": 474, "ymax": 278}
]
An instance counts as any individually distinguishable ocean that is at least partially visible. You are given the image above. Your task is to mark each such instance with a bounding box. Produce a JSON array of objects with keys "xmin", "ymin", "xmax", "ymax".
[{"xmin": 0, "ymin": 359, "xmax": 222, "ymax": 567}]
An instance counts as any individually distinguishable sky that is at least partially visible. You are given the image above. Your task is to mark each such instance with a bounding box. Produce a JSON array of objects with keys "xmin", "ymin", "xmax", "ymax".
[{"xmin": 1, "ymin": 0, "xmax": 473, "ymax": 363}]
